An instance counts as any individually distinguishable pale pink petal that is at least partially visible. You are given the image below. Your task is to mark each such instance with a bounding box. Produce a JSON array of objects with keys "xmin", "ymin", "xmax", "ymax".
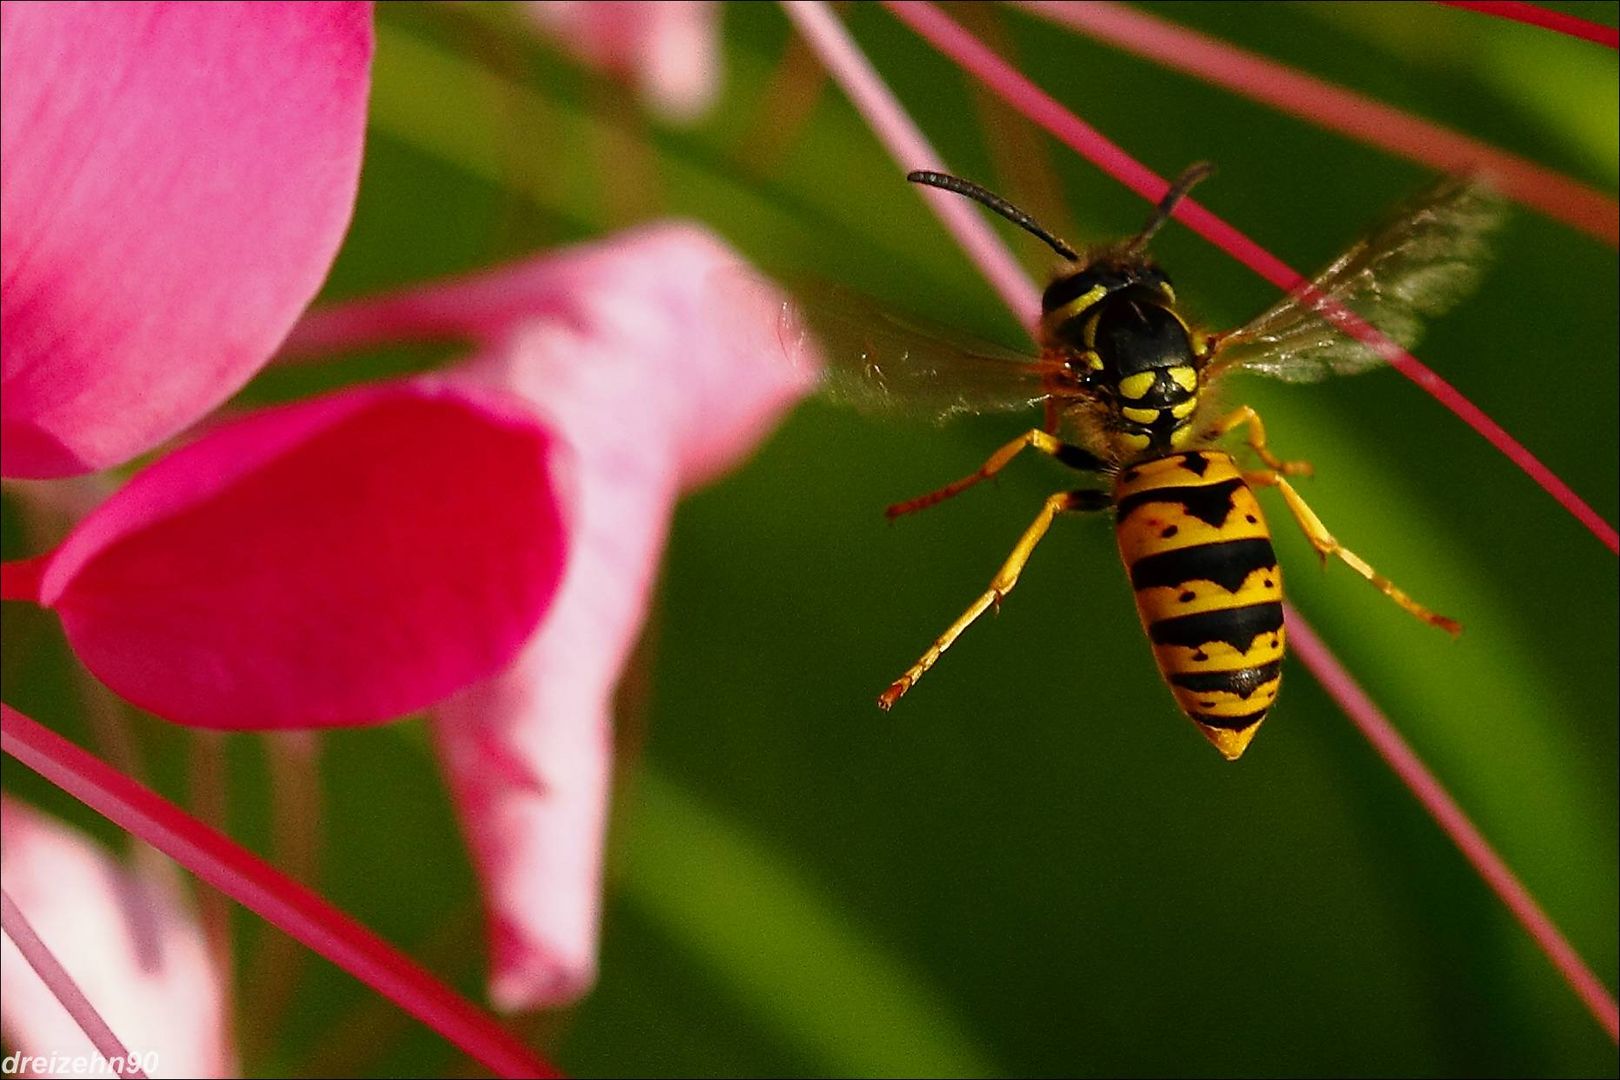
[
  {"xmin": 431, "ymin": 223, "xmax": 808, "ymax": 1009},
  {"xmin": 0, "ymin": 797, "xmax": 233, "ymax": 1078},
  {"xmin": 37, "ymin": 381, "xmax": 568, "ymax": 730},
  {"xmin": 528, "ymin": 1, "xmax": 720, "ymax": 120},
  {"xmin": 0, "ymin": 1, "xmax": 373, "ymax": 478}
]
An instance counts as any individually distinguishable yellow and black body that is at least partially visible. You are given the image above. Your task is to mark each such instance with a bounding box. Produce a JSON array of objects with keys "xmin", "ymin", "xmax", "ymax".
[
  {"xmin": 780, "ymin": 165, "xmax": 1496, "ymax": 759},
  {"xmin": 1111, "ymin": 450, "xmax": 1284, "ymax": 760}
]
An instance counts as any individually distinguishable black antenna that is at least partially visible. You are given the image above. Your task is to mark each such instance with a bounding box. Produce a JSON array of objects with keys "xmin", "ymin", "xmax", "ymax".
[
  {"xmin": 907, "ymin": 171, "xmax": 1079, "ymax": 261},
  {"xmin": 1125, "ymin": 161, "xmax": 1214, "ymax": 253}
]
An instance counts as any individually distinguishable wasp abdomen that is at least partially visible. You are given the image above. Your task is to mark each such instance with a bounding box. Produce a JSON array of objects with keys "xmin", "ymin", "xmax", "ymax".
[{"xmin": 1113, "ymin": 451, "xmax": 1285, "ymax": 760}]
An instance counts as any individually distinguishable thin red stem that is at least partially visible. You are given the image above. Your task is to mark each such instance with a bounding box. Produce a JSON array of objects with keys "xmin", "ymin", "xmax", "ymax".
[
  {"xmin": 792, "ymin": 0, "xmax": 1618, "ymax": 1042},
  {"xmin": 885, "ymin": 0, "xmax": 1620, "ymax": 557},
  {"xmin": 1285, "ymin": 611, "xmax": 1620, "ymax": 1041},
  {"xmin": 1017, "ymin": 0, "xmax": 1619, "ymax": 246},
  {"xmin": 1439, "ymin": 1, "xmax": 1620, "ymax": 48},
  {"xmin": 0, "ymin": 706, "xmax": 561, "ymax": 1080},
  {"xmin": 0, "ymin": 888, "xmax": 147, "ymax": 1077}
]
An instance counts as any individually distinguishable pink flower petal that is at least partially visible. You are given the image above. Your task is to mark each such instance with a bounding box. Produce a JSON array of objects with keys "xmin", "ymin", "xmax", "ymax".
[
  {"xmin": 528, "ymin": 1, "xmax": 721, "ymax": 120},
  {"xmin": 1, "ymin": 797, "xmax": 233, "ymax": 1078},
  {"xmin": 0, "ymin": 1, "xmax": 373, "ymax": 478},
  {"xmin": 38, "ymin": 381, "xmax": 568, "ymax": 729},
  {"xmin": 431, "ymin": 223, "xmax": 808, "ymax": 1009}
]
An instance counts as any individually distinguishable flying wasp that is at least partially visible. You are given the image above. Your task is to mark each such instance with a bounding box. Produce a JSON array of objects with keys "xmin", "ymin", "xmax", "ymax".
[{"xmin": 763, "ymin": 165, "xmax": 1500, "ymax": 760}]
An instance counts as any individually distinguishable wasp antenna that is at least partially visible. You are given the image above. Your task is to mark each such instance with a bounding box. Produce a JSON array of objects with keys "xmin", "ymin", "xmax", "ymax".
[
  {"xmin": 907, "ymin": 170, "xmax": 1080, "ymax": 261},
  {"xmin": 1126, "ymin": 161, "xmax": 1215, "ymax": 253}
]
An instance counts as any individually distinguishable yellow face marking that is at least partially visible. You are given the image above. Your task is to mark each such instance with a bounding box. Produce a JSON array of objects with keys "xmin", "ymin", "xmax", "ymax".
[
  {"xmin": 1170, "ymin": 397, "xmax": 1198, "ymax": 419},
  {"xmin": 1169, "ymin": 424, "xmax": 1195, "ymax": 448},
  {"xmin": 1119, "ymin": 372, "xmax": 1155, "ymax": 399},
  {"xmin": 1078, "ymin": 349, "xmax": 1105, "ymax": 371},
  {"xmin": 1119, "ymin": 432, "xmax": 1151, "ymax": 452},
  {"xmin": 1168, "ymin": 366, "xmax": 1198, "ymax": 392},
  {"xmin": 1122, "ymin": 406, "xmax": 1159, "ymax": 424}
]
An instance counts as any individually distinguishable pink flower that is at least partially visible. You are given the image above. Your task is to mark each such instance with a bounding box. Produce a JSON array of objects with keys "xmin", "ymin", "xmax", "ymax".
[
  {"xmin": 14, "ymin": 381, "xmax": 569, "ymax": 729},
  {"xmin": 1, "ymin": 1, "xmax": 373, "ymax": 479},
  {"xmin": 2, "ymin": 0, "xmax": 806, "ymax": 1042},
  {"xmin": 528, "ymin": 1, "xmax": 722, "ymax": 120},
  {"xmin": 1, "ymin": 1, "xmax": 568, "ymax": 731},
  {"xmin": 290, "ymin": 222, "xmax": 812, "ymax": 1008},
  {"xmin": 1, "ymin": 797, "xmax": 233, "ymax": 1077}
]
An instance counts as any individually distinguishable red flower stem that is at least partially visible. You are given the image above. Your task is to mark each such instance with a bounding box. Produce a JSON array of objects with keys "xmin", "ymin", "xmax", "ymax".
[
  {"xmin": 792, "ymin": 0, "xmax": 1619, "ymax": 1042},
  {"xmin": 0, "ymin": 706, "xmax": 561, "ymax": 1080},
  {"xmin": 0, "ymin": 888, "xmax": 147, "ymax": 1078},
  {"xmin": 1016, "ymin": 0, "xmax": 1619, "ymax": 246},
  {"xmin": 885, "ymin": 0, "xmax": 1620, "ymax": 557},
  {"xmin": 1439, "ymin": 0, "xmax": 1620, "ymax": 48},
  {"xmin": 1, "ymin": 556, "xmax": 48, "ymax": 603},
  {"xmin": 1285, "ymin": 611, "xmax": 1620, "ymax": 1042}
]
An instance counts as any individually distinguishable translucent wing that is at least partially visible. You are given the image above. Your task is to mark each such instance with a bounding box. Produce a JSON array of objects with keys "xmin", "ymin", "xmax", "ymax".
[
  {"xmin": 717, "ymin": 269, "xmax": 1055, "ymax": 422},
  {"xmin": 1210, "ymin": 177, "xmax": 1504, "ymax": 382}
]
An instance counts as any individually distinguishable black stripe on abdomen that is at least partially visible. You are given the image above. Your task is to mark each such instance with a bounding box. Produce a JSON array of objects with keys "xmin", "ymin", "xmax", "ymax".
[
  {"xmin": 1188, "ymin": 707, "xmax": 1270, "ymax": 731},
  {"xmin": 1147, "ymin": 603, "xmax": 1284, "ymax": 652},
  {"xmin": 1170, "ymin": 660, "xmax": 1283, "ymax": 700},
  {"xmin": 1115, "ymin": 477, "xmax": 1244, "ymax": 530},
  {"xmin": 1129, "ymin": 538, "xmax": 1277, "ymax": 593}
]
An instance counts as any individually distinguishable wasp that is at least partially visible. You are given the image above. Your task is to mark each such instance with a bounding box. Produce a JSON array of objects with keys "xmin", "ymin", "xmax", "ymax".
[{"xmin": 762, "ymin": 165, "xmax": 1500, "ymax": 760}]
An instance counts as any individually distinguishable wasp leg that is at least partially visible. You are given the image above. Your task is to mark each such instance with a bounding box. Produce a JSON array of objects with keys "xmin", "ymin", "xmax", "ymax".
[
  {"xmin": 1210, "ymin": 405, "xmax": 1313, "ymax": 477},
  {"xmin": 879, "ymin": 489, "xmax": 1112, "ymax": 709},
  {"xmin": 1246, "ymin": 469, "xmax": 1462, "ymax": 636},
  {"xmin": 887, "ymin": 428, "xmax": 1103, "ymax": 519}
]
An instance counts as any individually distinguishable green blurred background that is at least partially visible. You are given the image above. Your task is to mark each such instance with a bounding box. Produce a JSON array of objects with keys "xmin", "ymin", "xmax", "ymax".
[{"xmin": 4, "ymin": 2, "xmax": 1616, "ymax": 1076}]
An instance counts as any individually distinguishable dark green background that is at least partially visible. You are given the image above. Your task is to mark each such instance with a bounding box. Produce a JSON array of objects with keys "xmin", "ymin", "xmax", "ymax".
[{"xmin": 4, "ymin": 3, "xmax": 1615, "ymax": 1076}]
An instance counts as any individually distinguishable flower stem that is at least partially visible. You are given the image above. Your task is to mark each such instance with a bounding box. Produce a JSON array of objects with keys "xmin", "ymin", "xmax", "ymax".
[
  {"xmin": 0, "ymin": 705, "xmax": 562, "ymax": 1079},
  {"xmin": 1016, "ymin": 0, "xmax": 1618, "ymax": 246},
  {"xmin": 0, "ymin": 888, "xmax": 147, "ymax": 1077},
  {"xmin": 1439, "ymin": 0, "xmax": 1620, "ymax": 48}
]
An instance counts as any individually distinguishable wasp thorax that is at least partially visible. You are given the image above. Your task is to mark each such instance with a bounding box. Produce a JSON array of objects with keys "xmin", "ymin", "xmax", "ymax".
[{"xmin": 1040, "ymin": 263, "xmax": 1201, "ymax": 456}]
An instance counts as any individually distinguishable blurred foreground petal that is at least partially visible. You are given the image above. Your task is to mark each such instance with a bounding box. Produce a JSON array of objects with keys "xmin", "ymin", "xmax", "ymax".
[
  {"xmin": 0, "ymin": 798, "xmax": 233, "ymax": 1078},
  {"xmin": 0, "ymin": 1, "xmax": 372, "ymax": 477},
  {"xmin": 37, "ymin": 382, "xmax": 567, "ymax": 729},
  {"xmin": 434, "ymin": 223, "xmax": 810, "ymax": 1009},
  {"xmin": 528, "ymin": 1, "xmax": 721, "ymax": 120}
]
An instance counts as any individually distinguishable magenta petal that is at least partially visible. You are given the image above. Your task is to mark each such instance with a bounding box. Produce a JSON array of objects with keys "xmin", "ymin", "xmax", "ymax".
[
  {"xmin": 40, "ymin": 381, "xmax": 567, "ymax": 729},
  {"xmin": 0, "ymin": 2, "xmax": 373, "ymax": 478},
  {"xmin": 431, "ymin": 223, "xmax": 809, "ymax": 1009},
  {"xmin": 1, "ymin": 798, "xmax": 234, "ymax": 1077}
]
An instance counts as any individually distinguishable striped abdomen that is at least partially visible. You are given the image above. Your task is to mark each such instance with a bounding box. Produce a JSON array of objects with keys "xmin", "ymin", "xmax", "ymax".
[{"xmin": 1113, "ymin": 451, "xmax": 1284, "ymax": 760}]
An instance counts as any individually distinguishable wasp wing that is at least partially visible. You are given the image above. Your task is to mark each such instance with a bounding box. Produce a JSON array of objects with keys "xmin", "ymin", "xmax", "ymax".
[
  {"xmin": 717, "ymin": 269, "xmax": 1055, "ymax": 422},
  {"xmin": 1209, "ymin": 177, "xmax": 1504, "ymax": 383}
]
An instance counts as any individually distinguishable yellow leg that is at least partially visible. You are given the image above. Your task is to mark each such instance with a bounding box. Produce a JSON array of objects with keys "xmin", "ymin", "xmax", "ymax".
[
  {"xmin": 1247, "ymin": 469, "xmax": 1462, "ymax": 636},
  {"xmin": 1209, "ymin": 405, "xmax": 1313, "ymax": 477},
  {"xmin": 886, "ymin": 428, "xmax": 1098, "ymax": 519},
  {"xmin": 879, "ymin": 489, "xmax": 1109, "ymax": 709}
]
